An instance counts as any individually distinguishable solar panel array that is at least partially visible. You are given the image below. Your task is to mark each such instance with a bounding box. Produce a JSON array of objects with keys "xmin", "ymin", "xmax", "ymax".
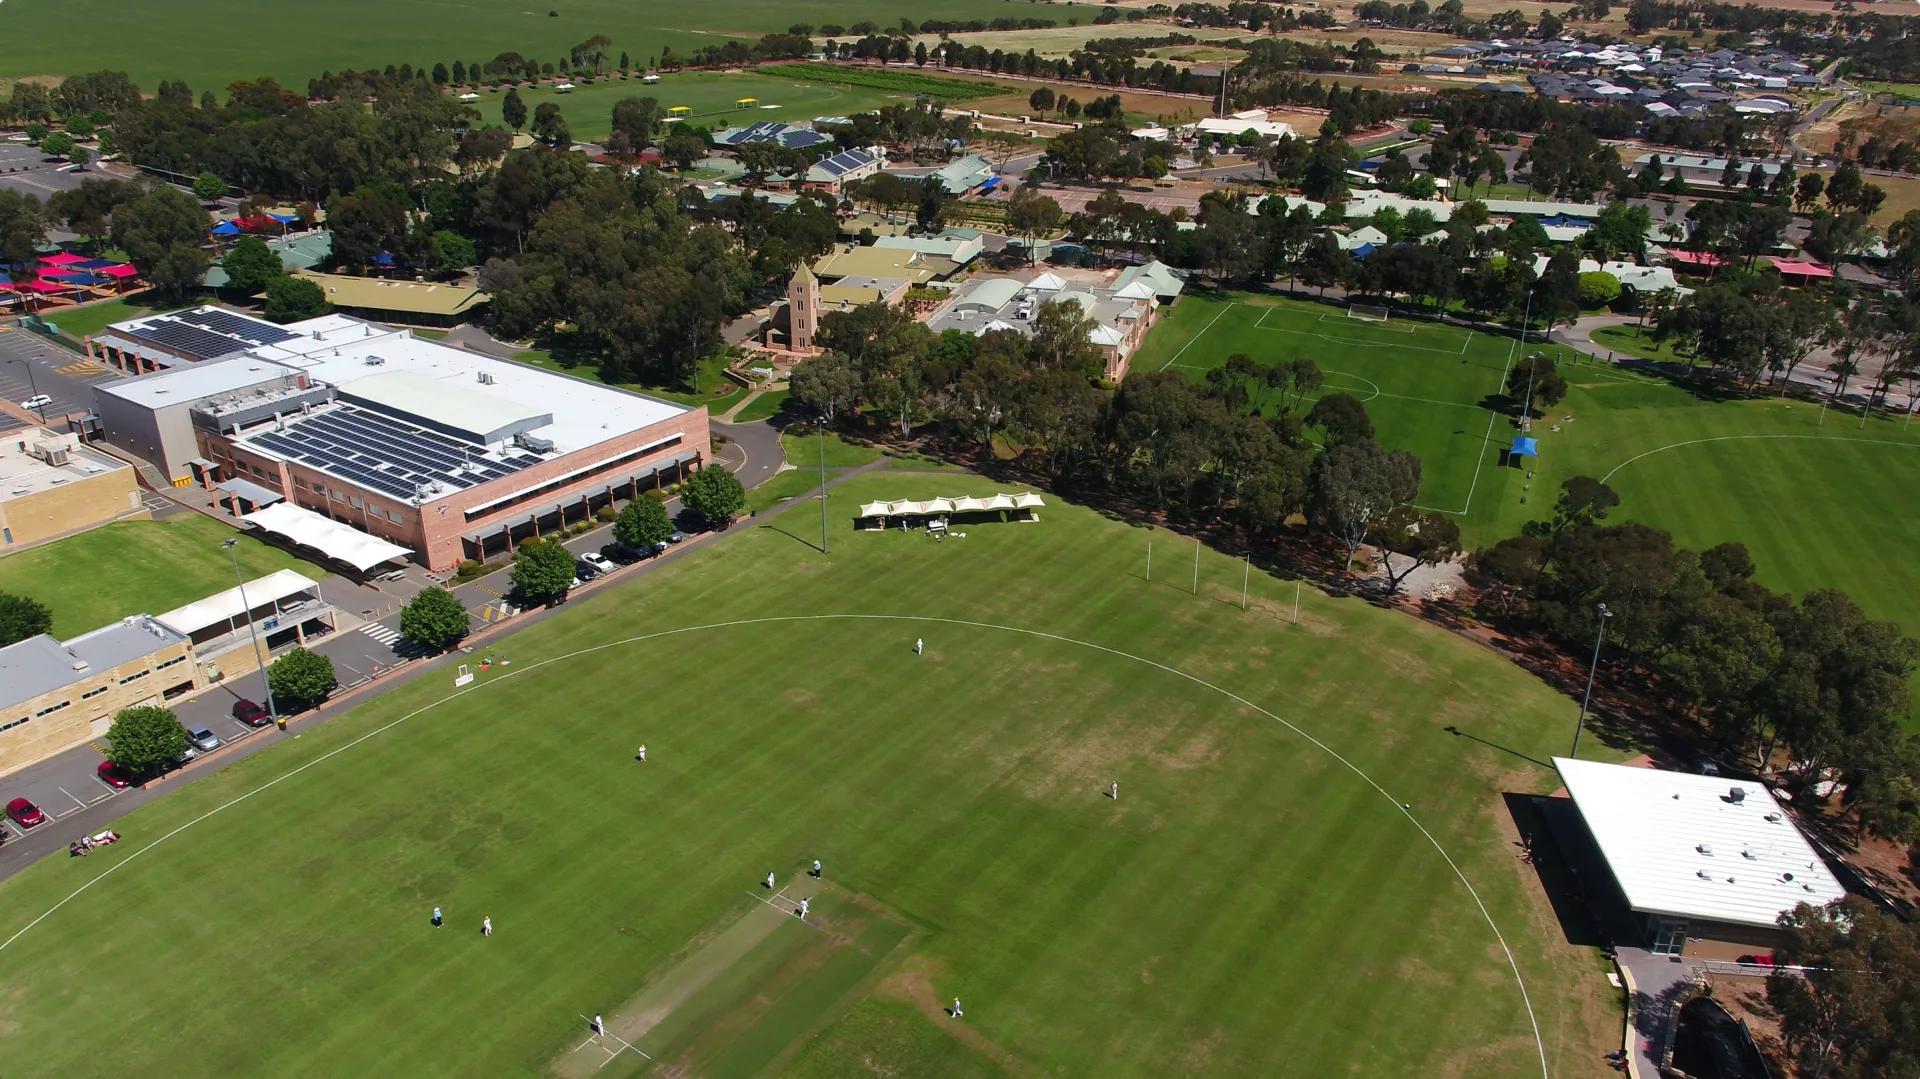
[
  {"xmin": 248, "ymin": 406, "xmax": 541, "ymax": 503},
  {"xmin": 125, "ymin": 309, "xmax": 298, "ymax": 360},
  {"xmin": 812, "ymin": 150, "xmax": 875, "ymax": 177},
  {"xmin": 173, "ymin": 308, "xmax": 299, "ymax": 345}
]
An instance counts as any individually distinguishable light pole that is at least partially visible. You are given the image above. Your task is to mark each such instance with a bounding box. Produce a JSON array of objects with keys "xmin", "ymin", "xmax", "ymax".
[
  {"xmin": 9, "ymin": 356, "xmax": 46, "ymax": 423},
  {"xmin": 817, "ymin": 415, "xmax": 829, "ymax": 556},
  {"xmin": 1570, "ymin": 602, "xmax": 1612, "ymax": 759},
  {"xmin": 222, "ymin": 538, "xmax": 279, "ymax": 726}
]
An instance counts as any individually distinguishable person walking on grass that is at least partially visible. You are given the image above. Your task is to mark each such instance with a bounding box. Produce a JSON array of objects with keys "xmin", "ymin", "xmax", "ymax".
[
  {"xmin": 1111, "ymin": 781, "xmax": 1118, "ymax": 801},
  {"xmin": 798, "ymin": 898, "xmax": 809, "ymax": 920},
  {"xmin": 432, "ymin": 906, "xmax": 443, "ymax": 928},
  {"xmin": 482, "ymin": 915, "xmax": 493, "ymax": 937},
  {"xmin": 636, "ymin": 744, "xmax": 646, "ymax": 762},
  {"xmin": 764, "ymin": 872, "xmax": 775, "ymax": 889},
  {"xmin": 915, "ymin": 638, "xmax": 923, "ymax": 655},
  {"xmin": 593, "ymin": 1014, "xmax": 605, "ymax": 1037},
  {"xmin": 952, "ymin": 998, "xmax": 963, "ymax": 1019},
  {"xmin": 811, "ymin": 859, "xmax": 821, "ymax": 878}
]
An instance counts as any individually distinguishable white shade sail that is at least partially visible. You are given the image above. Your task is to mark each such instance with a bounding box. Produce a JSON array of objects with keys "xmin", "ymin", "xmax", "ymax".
[
  {"xmin": 857, "ymin": 493, "xmax": 1045, "ymax": 518},
  {"xmin": 240, "ymin": 503, "xmax": 413, "ymax": 571}
]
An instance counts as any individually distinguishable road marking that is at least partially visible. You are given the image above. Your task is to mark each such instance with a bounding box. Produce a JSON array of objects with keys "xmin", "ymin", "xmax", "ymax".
[
  {"xmin": 358, "ymin": 622, "xmax": 403, "ymax": 646},
  {"xmin": 57, "ymin": 787, "xmax": 87, "ymax": 812}
]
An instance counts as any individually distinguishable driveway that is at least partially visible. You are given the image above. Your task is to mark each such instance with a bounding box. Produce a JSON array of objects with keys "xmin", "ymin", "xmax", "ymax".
[{"xmin": 0, "ymin": 323, "xmax": 121, "ymax": 426}]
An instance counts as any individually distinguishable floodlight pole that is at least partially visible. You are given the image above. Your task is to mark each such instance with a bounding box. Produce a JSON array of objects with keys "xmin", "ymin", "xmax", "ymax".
[
  {"xmin": 223, "ymin": 538, "xmax": 278, "ymax": 726},
  {"xmin": 1192, "ymin": 538, "xmax": 1199, "ymax": 595},
  {"xmin": 1570, "ymin": 603, "xmax": 1612, "ymax": 759}
]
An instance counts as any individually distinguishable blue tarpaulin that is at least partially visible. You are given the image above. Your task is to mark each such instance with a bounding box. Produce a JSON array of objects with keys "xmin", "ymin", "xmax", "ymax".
[
  {"xmin": 210, "ymin": 220, "xmax": 243, "ymax": 236},
  {"xmin": 370, "ymin": 251, "xmax": 395, "ymax": 266},
  {"xmin": 1352, "ymin": 243, "xmax": 1379, "ymax": 258},
  {"xmin": 1511, "ymin": 436, "xmax": 1539, "ymax": 457}
]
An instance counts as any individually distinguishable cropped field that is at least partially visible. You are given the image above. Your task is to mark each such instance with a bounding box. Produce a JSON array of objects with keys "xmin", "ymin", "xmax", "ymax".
[
  {"xmin": 0, "ymin": 515, "xmax": 329, "ymax": 637},
  {"xmin": 753, "ymin": 63, "xmax": 1014, "ymax": 101},
  {"xmin": 0, "ymin": 0, "xmax": 1028, "ymax": 90},
  {"xmin": 0, "ymin": 469, "xmax": 1617, "ymax": 1078},
  {"xmin": 464, "ymin": 70, "xmax": 903, "ymax": 142},
  {"xmin": 1149, "ymin": 292, "xmax": 1920, "ymax": 695}
]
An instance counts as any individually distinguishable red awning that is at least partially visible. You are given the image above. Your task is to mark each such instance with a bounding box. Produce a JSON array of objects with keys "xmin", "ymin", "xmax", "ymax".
[
  {"xmin": 96, "ymin": 263, "xmax": 141, "ymax": 278},
  {"xmin": 1767, "ymin": 258, "xmax": 1834, "ymax": 279},
  {"xmin": 37, "ymin": 252, "xmax": 88, "ymax": 266},
  {"xmin": 1662, "ymin": 248, "xmax": 1729, "ymax": 267}
]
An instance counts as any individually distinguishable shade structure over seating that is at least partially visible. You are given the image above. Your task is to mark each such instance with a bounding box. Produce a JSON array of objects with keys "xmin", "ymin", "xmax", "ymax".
[
  {"xmin": 210, "ymin": 220, "xmax": 244, "ymax": 236},
  {"xmin": 95, "ymin": 263, "xmax": 140, "ymax": 279},
  {"xmin": 38, "ymin": 252, "xmax": 87, "ymax": 266},
  {"xmin": 857, "ymin": 492, "xmax": 1045, "ymax": 518},
  {"xmin": 1511, "ymin": 436, "xmax": 1539, "ymax": 457},
  {"xmin": 39, "ymin": 271, "xmax": 112, "ymax": 286},
  {"xmin": 239, "ymin": 502, "xmax": 412, "ymax": 571}
]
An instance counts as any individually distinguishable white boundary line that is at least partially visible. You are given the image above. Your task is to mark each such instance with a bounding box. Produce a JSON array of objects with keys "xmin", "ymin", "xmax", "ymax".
[
  {"xmin": 0, "ymin": 614, "xmax": 1550, "ymax": 1079},
  {"xmin": 1414, "ymin": 328, "xmax": 1520, "ymax": 516},
  {"xmin": 1600, "ymin": 432, "xmax": 1920, "ymax": 484},
  {"xmin": 1158, "ymin": 302, "xmax": 1233, "ymax": 370}
]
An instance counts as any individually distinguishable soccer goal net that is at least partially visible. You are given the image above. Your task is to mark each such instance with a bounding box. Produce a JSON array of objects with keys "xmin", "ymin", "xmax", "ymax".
[{"xmin": 1347, "ymin": 303, "xmax": 1390, "ymax": 322}]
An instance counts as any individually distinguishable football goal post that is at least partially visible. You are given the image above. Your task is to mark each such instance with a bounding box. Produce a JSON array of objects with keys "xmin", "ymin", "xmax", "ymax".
[{"xmin": 1347, "ymin": 303, "xmax": 1390, "ymax": 323}]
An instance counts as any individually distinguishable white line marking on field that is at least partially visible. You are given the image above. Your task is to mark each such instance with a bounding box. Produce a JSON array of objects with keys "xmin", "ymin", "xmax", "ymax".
[
  {"xmin": 1159, "ymin": 303, "xmax": 1233, "ymax": 370},
  {"xmin": 1600, "ymin": 433, "xmax": 1920, "ymax": 484},
  {"xmin": 572, "ymin": 1013, "xmax": 653, "ymax": 1069},
  {"xmin": 1417, "ymin": 328, "xmax": 1521, "ymax": 517},
  {"xmin": 0, "ymin": 615, "xmax": 1550, "ymax": 1079}
]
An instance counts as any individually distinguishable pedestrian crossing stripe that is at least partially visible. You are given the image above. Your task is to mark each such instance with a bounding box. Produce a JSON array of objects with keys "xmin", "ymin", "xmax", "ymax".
[
  {"xmin": 476, "ymin": 584, "xmax": 506, "ymax": 600},
  {"xmin": 359, "ymin": 622, "xmax": 403, "ymax": 644}
]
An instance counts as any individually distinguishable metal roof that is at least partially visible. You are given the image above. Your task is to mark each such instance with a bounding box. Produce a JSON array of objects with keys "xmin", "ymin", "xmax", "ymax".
[
  {"xmin": 96, "ymin": 356, "xmax": 300, "ymax": 410},
  {"xmin": 0, "ymin": 616, "xmax": 189, "ymax": 715},
  {"xmin": 1554, "ymin": 757, "xmax": 1847, "ymax": 928},
  {"xmin": 156, "ymin": 569, "xmax": 321, "ymax": 636}
]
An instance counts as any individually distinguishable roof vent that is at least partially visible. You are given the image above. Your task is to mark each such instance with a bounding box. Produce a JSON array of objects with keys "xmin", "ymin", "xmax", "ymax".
[
  {"xmin": 1782, "ymin": 872, "xmax": 1795, "ymax": 882},
  {"xmin": 71, "ymin": 660, "xmax": 88, "ymax": 671},
  {"xmin": 1742, "ymin": 849, "xmax": 1757, "ymax": 860},
  {"xmin": 1728, "ymin": 787, "xmax": 1747, "ymax": 804},
  {"xmin": 1764, "ymin": 812, "xmax": 1783, "ymax": 823},
  {"xmin": 1697, "ymin": 843, "xmax": 1713, "ymax": 855},
  {"xmin": 1697, "ymin": 869, "xmax": 1713, "ymax": 879}
]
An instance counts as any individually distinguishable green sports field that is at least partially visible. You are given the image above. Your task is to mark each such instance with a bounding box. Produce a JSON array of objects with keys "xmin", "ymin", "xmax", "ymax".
[
  {"xmin": 1141, "ymin": 293, "xmax": 1920, "ymax": 693},
  {"xmin": 0, "ymin": 0, "xmax": 1023, "ymax": 90},
  {"xmin": 0, "ymin": 470, "xmax": 1615, "ymax": 1078},
  {"xmin": 464, "ymin": 71, "xmax": 905, "ymax": 143}
]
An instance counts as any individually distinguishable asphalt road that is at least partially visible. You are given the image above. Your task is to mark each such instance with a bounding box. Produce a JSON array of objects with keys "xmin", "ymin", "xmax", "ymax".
[{"xmin": 0, "ymin": 324, "xmax": 119, "ymax": 427}]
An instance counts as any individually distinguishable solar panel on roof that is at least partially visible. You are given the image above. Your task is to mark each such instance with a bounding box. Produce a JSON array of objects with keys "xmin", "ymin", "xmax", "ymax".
[
  {"xmin": 128, "ymin": 321, "xmax": 252, "ymax": 361},
  {"xmin": 174, "ymin": 308, "xmax": 298, "ymax": 345}
]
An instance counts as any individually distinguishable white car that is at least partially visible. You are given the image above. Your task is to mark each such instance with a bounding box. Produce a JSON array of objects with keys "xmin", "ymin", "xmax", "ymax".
[
  {"xmin": 20, "ymin": 394, "xmax": 50, "ymax": 411},
  {"xmin": 579, "ymin": 552, "xmax": 616, "ymax": 574}
]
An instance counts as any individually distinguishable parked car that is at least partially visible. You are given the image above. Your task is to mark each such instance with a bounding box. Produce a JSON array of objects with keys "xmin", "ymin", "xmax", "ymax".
[
  {"xmin": 601, "ymin": 543, "xmax": 643, "ymax": 565},
  {"xmin": 20, "ymin": 394, "xmax": 51, "ymax": 411},
  {"xmin": 580, "ymin": 551, "xmax": 616, "ymax": 574},
  {"xmin": 187, "ymin": 725, "xmax": 222, "ymax": 752},
  {"xmin": 573, "ymin": 559, "xmax": 600, "ymax": 582},
  {"xmin": 6, "ymin": 797, "xmax": 46, "ymax": 828},
  {"xmin": 96, "ymin": 761, "xmax": 133, "ymax": 789},
  {"xmin": 668, "ymin": 531, "xmax": 688, "ymax": 544},
  {"xmin": 649, "ymin": 540, "xmax": 668, "ymax": 554},
  {"xmin": 232, "ymin": 699, "xmax": 272, "ymax": 727}
]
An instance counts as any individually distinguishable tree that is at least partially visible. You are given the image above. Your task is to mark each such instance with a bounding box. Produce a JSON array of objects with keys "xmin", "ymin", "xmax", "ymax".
[
  {"xmin": 429, "ymin": 229, "xmax": 477, "ymax": 274},
  {"xmin": 1306, "ymin": 392, "xmax": 1373, "ymax": 446},
  {"xmin": 0, "ymin": 592, "xmax": 52, "ymax": 645},
  {"xmin": 1769, "ymin": 897, "xmax": 1920, "ymax": 1079},
  {"xmin": 531, "ymin": 101, "xmax": 571, "ymax": 147},
  {"xmin": 660, "ymin": 133, "xmax": 707, "ymax": 171},
  {"xmin": 432, "ymin": 62, "xmax": 450, "ymax": 85},
  {"xmin": 105, "ymin": 705, "xmax": 190, "ymax": 775},
  {"xmin": 609, "ymin": 96, "xmax": 661, "ymax": 156},
  {"xmin": 191, "ymin": 171, "xmax": 226, "ymax": 202},
  {"xmin": 0, "ymin": 190, "xmax": 47, "ymax": 285},
  {"xmin": 113, "ymin": 185, "xmax": 212, "ymax": 299},
  {"xmin": 268, "ymin": 647, "xmax": 336, "ymax": 705},
  {"xmin": 67, "ymin": 144, "xmax": 91, "ymax": 169},
  {"xmin": 1576, "ymin": 270, "xmax": 1621, "ymax": 308},
  {"xmin": 1310, "ymin": 440, "xmax": 1423, "ymax": 574},
  {"xmin": 1505, "ymin": 354, "xmax": 1567, "ymax": 415},
  {"xmin": 789, "ymin": 351, "xmax": 861, "ymax": 423},
  {"xmin": 511, "ymin": 538, "xmax": 577, "ymax": 602},
  {"xmin": 399, "ymin": 586, "xmax": 468, "ymax": 650},
  {"xmin": 502, "ymin": 87, "xmax": 528, "ymax": 132},
  {"xmin": 1005, "ymin": 186, "xmax": 1061, "ymax": 264},
  {"xmin": 613, "ymin": 496, "xmax": 673, "ymax": 550},
  {"xmin": 39, "ymin": 131, "xmax": 73, "ymax": 158},
  {"xmin": 326, "ymin": 187, "xmax": 409, "ymax": 270},
  {"xmin": 1376, "ymin": 505, "xmax": 1463, "ymax": 594},
  {"xmin": 221, "ymin": 235, "xmax": 284, "ymax": 293},
  {"xmin": 681, "ymin": 465, "xmax": 746, "ymax": 529},
  {"xmin": 262, "ymin": 275, "xmax": 330, "ymax": 322}
]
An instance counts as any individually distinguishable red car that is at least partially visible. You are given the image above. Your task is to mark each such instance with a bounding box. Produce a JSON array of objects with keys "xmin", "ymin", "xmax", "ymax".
[
  {"xmin": 232, "ymin": 699, "xmax": 271, "ymax": 727},
  {"xmin": 6, "ymin": 797, "xmax": 46, "ymax": 828},
  {"xmin": 96, "ymin": 761, "xmax": 133, "ymax": 789}
]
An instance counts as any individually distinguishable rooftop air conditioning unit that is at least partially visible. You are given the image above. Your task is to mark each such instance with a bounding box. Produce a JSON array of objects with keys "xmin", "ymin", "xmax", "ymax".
[
  {"xmin": 477, "ymin": 372, "xmax": 497, "ymax": 385},
  {"xmin": 1728, "ymin": 787, "xmax": 1746, "ymax": 804}
]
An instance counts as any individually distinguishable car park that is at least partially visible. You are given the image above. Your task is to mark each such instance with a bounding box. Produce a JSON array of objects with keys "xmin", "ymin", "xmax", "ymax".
[
  {"xmin": 187, "ymin": 725, "xmax": 221, "ymax": 752},
  {"xmin": 580, "ymin": 551, "xmax": 616, "ymax": 574},
  {"xmin": 96, "ymin": 761, "xmax": 134, "ymax": 789},
  {"xmin": 20, "ymin": 394, "xmax": 51, "ymax": 411},
  {"xmin": 6, "ymin": 797, "xmax": 46, "ymax": 827},
  {"xmin": 573, "ymin": 559, "xmax": 600, "ymax": 582},
  {"xmin": 232, "ymin": 699, "xmax": 272, "ymax": 727},
  {"xmin": 601, "ymin": 543, "xmax": 642, "ymax": 565}
]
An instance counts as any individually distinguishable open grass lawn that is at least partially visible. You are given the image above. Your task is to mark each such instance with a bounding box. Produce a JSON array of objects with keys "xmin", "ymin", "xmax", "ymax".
[
  {"xmin": 745, "ymin": 466, "xmax": 840, "ymax": 513},
  {"xmin": 0, "ymin": 515, "xmax": 329, "ymax": 637},
  {"xmin": 1149, "ymin": 292, "xmax": 1920, "ymax": 711},
  {"xmin": 779, "ymin": 427, "xmax": 883, "ymax": 468},
  {"xmin": 509, "ymin": 349, "xmax": 745, "ymax": 415},
  {"xmin": 40, "ymin": 294, "xmax": 178, "ymax": 340},
  {"xmin": 0, "ymin": 470, "xmax": 1617, "ymax": 1078},
  {"xmin": 733, "ymin": 388, "xmax": 791, "ymax": 423},
  {"xmin": 465, "ymin": 71, "xmax": 904, "ymax": 143},
  {"xmin": 0, "ymin": 0, "xmax": 1024, "ymax": 89}
]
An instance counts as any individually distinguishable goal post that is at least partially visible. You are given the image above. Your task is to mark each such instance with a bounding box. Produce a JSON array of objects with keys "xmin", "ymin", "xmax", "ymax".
[{"xmin": 1347, "ymin": 303, "xmax": 1390, "ymax": 322}]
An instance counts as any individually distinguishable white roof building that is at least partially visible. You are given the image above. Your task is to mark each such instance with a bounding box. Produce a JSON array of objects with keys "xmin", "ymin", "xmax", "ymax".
[{"xmin": 1554, "ymin": 758, "xmax": 1846, "ymax": 930}]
